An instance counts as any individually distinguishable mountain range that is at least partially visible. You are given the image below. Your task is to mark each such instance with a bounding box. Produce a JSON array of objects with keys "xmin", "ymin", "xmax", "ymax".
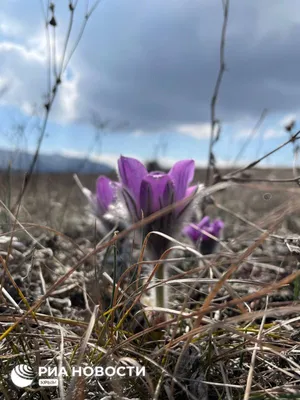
[{"xmin": 0, "ymin": 148, "xmax": 113, "ymax": 174}]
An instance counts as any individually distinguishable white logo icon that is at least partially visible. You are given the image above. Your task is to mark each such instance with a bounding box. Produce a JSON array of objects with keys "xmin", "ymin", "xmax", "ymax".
[{"xmin": 11, "ymin": 364, "xmax": 35, "ymax": 388}]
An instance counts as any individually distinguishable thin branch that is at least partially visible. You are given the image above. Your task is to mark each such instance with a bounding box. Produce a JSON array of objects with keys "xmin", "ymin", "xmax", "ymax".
[
  {"xmin": 233, "ymin": 108, "xmax": 268, "ymax": 165},
  {"xmin": 62, "ymin": 1, "xmax": 102, "ymax": 73},
  {"xmin": 58, "ymin": 0, "xmax": 76, "ymax": 76},
  {"xmin": 12, "ymin": 1, "xmax": 101, "ymax": 211},
  {"xmin": 205, "ymin": 0, "xmax": 229, "ymax": 186},
  {"xmin": 286, "ymin": 119, "xmax": 300, "ymax": 180},
  {"xmin": 223, "ymin": 130, "xmax": 300, "ymax": 180},
  {"xmin": 44, "ymin": 1, "xmax": 52, "ymax": 103},
  {"xmin": 220, "ymin": 174, "xmax": 300, "ymax": 184}
]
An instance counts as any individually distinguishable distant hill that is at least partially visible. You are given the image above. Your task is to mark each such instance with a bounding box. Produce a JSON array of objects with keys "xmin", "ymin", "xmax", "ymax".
[{"xmin": 0, "ymin": 148, "xmax": 113, "ymax": 174}]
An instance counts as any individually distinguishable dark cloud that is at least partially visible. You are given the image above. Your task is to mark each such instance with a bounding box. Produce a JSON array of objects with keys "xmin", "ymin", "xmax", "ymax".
[
  {"xmin": 73, "ymin": 0, "xmax": 300, "ymax": 131},
  {"xmin": 1, "ymin": 0, "xmax": 300, "ymax": 131}
]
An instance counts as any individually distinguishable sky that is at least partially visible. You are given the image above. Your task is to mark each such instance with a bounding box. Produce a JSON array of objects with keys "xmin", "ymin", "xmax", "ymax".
[{"xmin": 0, "ymin": 0, "xmax": 300, "ymax": 170}]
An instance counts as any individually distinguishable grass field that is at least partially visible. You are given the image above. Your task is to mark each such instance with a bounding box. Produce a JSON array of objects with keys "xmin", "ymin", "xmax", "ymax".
[{"xmin": 1, "ymin": 166, "xmax": 300, "ymax": 399}]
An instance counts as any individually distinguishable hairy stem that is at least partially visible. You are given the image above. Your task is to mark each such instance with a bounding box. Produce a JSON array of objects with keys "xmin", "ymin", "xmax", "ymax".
[{"xmin": 156, "ymin": 263, "xmax": 167, "ymax": 311}]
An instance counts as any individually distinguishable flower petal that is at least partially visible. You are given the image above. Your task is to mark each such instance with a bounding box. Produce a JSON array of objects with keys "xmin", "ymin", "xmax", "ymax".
[
  {"xmin": 202, "ymin": 218, "xmax": 224, "ymax": 240},
  {"xmin": 162, "ymin": 178, "xmax": 175, "ymax": 209},
  {"xmin": 168, "ymin": 160, "xmax": 195, "ymax": 201},
  {"xmin": 211, "ymin": 219, "xmax": 224, "ymax": 237},
  {"xmin": 176, "ymin": 184, "xmax": 198, "ymax": 216},
  {"xmin": 198, "ymin": 216, "xmax": 211, "ymax": 230},
  {"xmin": 121, "ymin": 187, "xmax": 140, "ymax": 221},
  {"xmin": 183, "ymin": 216, "xmax": 211, "ymax": 242},
  {"xmin": 140, "ymin": 172, "xmax": 173, "ymax": 215},
  {"xmin": 96, "ymin": 176, "xmax": 115, "ymax": 214},
  {"xmin": 118, "ymin": 156, "xmax": 148, "ymax": 209},
  {"xmin": 182, "ymin": 224, "xmax": 201, "ymax": 242}
]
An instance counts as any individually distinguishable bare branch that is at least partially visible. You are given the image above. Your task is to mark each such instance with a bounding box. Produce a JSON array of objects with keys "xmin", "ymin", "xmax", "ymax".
[
  {"xmin": 205, "ymin": 0, "xmax": 230, "ymax": 186},
  {"xmin": 220, "ymin": 174, "xmax": 300, "ymax": 184},
  {"xmin": 12, "ymin": 0, "xmax": 101, "ymax": 212},
  {"xmin": 233, "ymin": 108, "xmax": 268, "ymax": 164},
  {"xmin": 222, "ymin": 130, "xmax": 300, "ymax": 180}
]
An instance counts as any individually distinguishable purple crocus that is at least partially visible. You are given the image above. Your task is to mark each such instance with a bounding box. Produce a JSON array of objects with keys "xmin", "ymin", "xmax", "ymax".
[
  {"xmin": 117, "ymin": 156, "xmax": 198, "ymax": 221},
  {"xmin": 183, "ymin": 216, "xmax": 224, "ymax": 254}
]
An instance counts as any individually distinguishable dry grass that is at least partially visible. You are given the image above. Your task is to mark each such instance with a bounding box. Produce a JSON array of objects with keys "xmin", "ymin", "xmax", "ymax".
[{"xmin": 1, "ymin": 169, "xmax": 300, "ymax": 399}]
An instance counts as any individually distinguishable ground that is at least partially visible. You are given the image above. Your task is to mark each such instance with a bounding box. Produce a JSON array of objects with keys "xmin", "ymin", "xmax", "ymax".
[{"xmin": 0, "ymin": 168, "xmax": 300, "ymax": 399}]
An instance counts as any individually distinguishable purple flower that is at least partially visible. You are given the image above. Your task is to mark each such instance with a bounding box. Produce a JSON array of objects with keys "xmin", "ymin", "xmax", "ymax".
[
  {"xmin": 116, "ymin": 156, "xmax": 202, "ymax": 314},
  {"xmin": 117, "ymin": 156, "xmax": 199, "ymax": 261},
  {"xmin": 183, "ymin": 217, "xmax": 224, "ymax": 242},
  {"xmin": 80, "ymin": 175, "xmax": 118, "ymax": 218},
  {"xmin": 117, "ymin": 156, "xmax": 200, "ymax": 314},
  {"xmin": 183, "ymin": 217, "xmax": 224, "ymax": 254},
  {"xmin": 117, "ymin": 156, "xmax": 197, "ymax": 221},
  {"xmin": 95, "ymin": 176, "xmax": 118, "ymax": 215}
]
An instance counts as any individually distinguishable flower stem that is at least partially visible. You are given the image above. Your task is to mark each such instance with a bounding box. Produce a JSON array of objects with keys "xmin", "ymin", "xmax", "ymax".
[{"xmin": 156, "ymin": 263, "xmax": 166, "ymax": 310}]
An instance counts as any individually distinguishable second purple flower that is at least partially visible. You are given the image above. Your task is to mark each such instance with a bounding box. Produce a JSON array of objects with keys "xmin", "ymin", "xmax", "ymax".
[{"xmin": 183, "ymin": 216, "xmax": 224, "ymax": 254}]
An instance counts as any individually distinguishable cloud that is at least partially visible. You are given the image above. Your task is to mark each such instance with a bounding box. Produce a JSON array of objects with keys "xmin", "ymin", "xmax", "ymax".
[
  {"xmin": 279, "ymin": 114, "xmax": 297, "ymax": 128},
  {"xmin": 0, "ymin": 38, "xmax": 79, "ymax": 123},
  {"xmin": 2, "ymin": 0, "xmax": 300, "ymax": 134},
  {"xmin": 0, "ymin": 19, "xmax": 22, "ymax": 37},
  {"xmin": 71, "ymin": 0, "xmax": 300, "ymax": 131},
  {"xmin": 176, "ymin": 123, "xmax": 211, "ymax": 140},
  {"xmin": 263, "ymin": 128, "xmax": 285, "ymax": 139},
  {"xmin": 131, "ymin": 130, "xmax": 145, "ymax": 137}
]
